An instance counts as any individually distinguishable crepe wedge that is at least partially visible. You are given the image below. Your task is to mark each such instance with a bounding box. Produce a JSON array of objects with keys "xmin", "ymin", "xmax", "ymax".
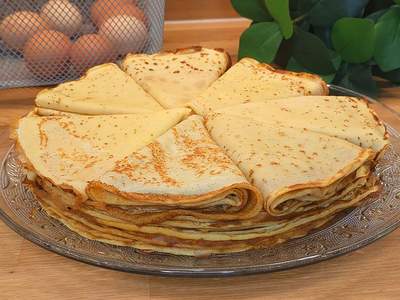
[
  {"xmin": 218, "ymin": 96, "xmax": 388, "ymax": 152},
  {"xmin": 206, "ymin": 113, "xmax": 378, "ymax": 218},
  {"xmin": 190, "ymin": 57, "xmax": 329, "ymax": 115},
  {"xmin": 35, "ymin": 63, "xmax": 163, "ymax": 115},
  {"xmin": 122, "ymin": 47, "xmax": 230, "ymax": 108},
  {"xmin": 16, "ymin": 108, "xmax": 190, "ymax": 197}
]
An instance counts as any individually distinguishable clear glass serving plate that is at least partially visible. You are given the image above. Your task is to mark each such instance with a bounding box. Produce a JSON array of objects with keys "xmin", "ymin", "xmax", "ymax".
[{"xmin": 1, "ymin": 85, "xmax": 400, "ymax": 277}]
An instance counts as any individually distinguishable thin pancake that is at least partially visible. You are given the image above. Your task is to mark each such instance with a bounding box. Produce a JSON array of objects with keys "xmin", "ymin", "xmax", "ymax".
[
  {"xmin": 205, "ymin": 113, "xmax": 377, "ymax": 217},
  {"xmin": 87, "ymin": 115, "xmax": 263, "ymax": 221},
  {"xmin": 217, "ymin": 96, "xmax": 388, "ymax": 152},
  {"xmin": 31, "ymin": 176, "xmax": 374, "ymax": 255},
  {"xmin": 16, "ymin": 108, "xmax": 190, "ymax": 197},
  {"xmin": 35, "ymin": 63, "xmax": 163, "ymax": 115},
  {"xmin": 190, "ymin": 57, "xmax": 328, "ymax": 115},
  {"xmin": 122, "ymin": 47, "xmax": 230, "ymax": 108}
]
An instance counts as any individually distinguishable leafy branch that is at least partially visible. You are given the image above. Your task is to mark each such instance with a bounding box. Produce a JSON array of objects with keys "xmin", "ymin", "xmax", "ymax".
[{"xmin": 232, "ymin": 0, "xmax": 400, "ymax": 97}]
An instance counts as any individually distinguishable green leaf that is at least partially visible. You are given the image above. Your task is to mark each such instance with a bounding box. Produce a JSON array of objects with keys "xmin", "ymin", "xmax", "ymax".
[
  {"xmin": 291, "ymin": 27, "xmax": 336, "ymax": 74},
  {"xmin": 394, "ymin": 0, "xmax": 400, "ymax": 5},
  {"xmin": 331, "ymin": 18, "xmax": 375, "ymax": 64},
  {"xmin": 263, "ymin": 0, "xmax": 293, "ymax": 39},
  {"xmin": 231, "ymin": 0, "xmax": 272, "ymax": 22},
  {"xmin": 334, "ymin": 63, "xmax": 378, "ymax": 97},
  {"xmin": 307, "ymin": 0, "xmax": 369, "ymax": 26},
  {"xmin": 374, "ymin": 6, "xmax": 400, "ymax": 71},
  {"xmin": 238, "ymin": 22, "xmax": 283, "ymax": 63},
  {"xmin": 366, "ymin": 9, "xmax": 389, "ymax": 23},
  {"xmin": 286, "ymin": 57, "xmax": 336, "ymax": 82}
]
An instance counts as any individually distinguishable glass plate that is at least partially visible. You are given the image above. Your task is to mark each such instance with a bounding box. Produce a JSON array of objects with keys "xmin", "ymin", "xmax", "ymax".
[{"xmin": 1, "ymin": 85, "xmax": 400, "ymax": 277}]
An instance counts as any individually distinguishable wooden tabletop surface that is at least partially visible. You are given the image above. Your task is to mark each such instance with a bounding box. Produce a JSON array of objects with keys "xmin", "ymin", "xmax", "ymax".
[{"xmin": 1, "ymin": 19, "xmax": 400, "ymax": 300}]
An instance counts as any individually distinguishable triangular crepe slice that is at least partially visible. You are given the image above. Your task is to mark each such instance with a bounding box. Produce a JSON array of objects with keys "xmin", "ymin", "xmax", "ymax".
[
  {"xmin": 206, "ymin": 113, "xmax": 377, "ymax": 217},
  {"xmin": 86, "ymin": 115, "xmax": 263, "ymax": 222},
  {"xmin": 35, "ymin": 63, "xmax": 163, "ymax": 115},
  {"xmin": 190, "ymin": 58, "xmax": 328, "ymax": 115},
  {"xmin": 16, "ymin": 108, "xmax": 190, "ymax": 197},
  {"xmin": 121, "ymin": 47, "xmax": 230, "ymax": 108},
  {"xmin": 218, "ymin": 96, "xmax": 388, "ymax": 152}
]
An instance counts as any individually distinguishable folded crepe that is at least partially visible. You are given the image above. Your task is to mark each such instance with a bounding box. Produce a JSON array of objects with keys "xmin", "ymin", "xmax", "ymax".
[
  {"xmin": 205, "ymin": 113, "xmax": 378, "ymax": 217},
  {"xmin": 16, "ymin": 108, "xmax": 190, "ymax": 197},
  {"xmin": 35, "ymin": 63, "xmax": 163, "ymax": 115},
  {"xmin": 190, "ymin": 58, "xmax": 329, "ymax": 115},
  {"xmin": 218, "ymin": 96, "xmax": 388, "ymax": 152},
  {"xmin": 29, "ymin": 114, "xmax": 380, "ymax": 256},
  {"xmin": 33, "ymin": 107, "xmax": 78, "ymax": 116},
  {"xmin": 86, "ymin": 115, "xmax": 263, "ymax": 221},
  {"xmin": 121, "ymin": 47, "xmax": 231, "ymax": 109},
  {"xmin": 30, "ymin": 115, "xmax": 265, "ymax": 255}
]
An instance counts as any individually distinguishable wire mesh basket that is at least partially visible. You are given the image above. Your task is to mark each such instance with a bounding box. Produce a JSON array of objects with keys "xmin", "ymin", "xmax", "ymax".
[{"xmin": 0, "ymin": 0, "xmax": 165, "ymax": 88}]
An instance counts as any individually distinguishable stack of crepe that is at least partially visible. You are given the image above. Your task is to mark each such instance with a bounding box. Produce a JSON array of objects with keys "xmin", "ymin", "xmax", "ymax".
[{"xmin": 14, "ymin": 48, "xmax": 389, "ymax": 256}]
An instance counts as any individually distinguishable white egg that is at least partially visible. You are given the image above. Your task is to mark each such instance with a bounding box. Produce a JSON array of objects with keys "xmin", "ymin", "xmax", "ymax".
[
  {"xmin": 40, "ymin": 0, "xmax": 83, "ymax": 37},
  {"xmin": 99, "ymin": 15, "xmax": 147, "ymax": 55}
]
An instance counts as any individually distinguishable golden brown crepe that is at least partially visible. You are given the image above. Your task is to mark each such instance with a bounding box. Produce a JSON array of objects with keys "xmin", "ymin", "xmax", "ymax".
[
  {"xmin": 190, "ymin": 57, "xmax": 329, "ymax": 115},
  {"xmin": 205, "ymin": 113, "xmax": 378, "ymax": 217},
  {"xmin": 35, "ymin": 63, "xmax": 163, "ymax": 115},
  {"xmin": 16, "ymin": 108, "xmax": 190, "ymax": 197},
  {"xmin": 26, "ymin": 113, "xmax": 380, "ymax": 256},
  {"xmin": 14, "ymin": 49, "xmax": 388, "ymax": 256},
  {"xmin": 122, "ymin": 47, "xmax": 231, "ymax": 109},
  {"xmin": 217, "ymin": 96, "xmax": 388, "ymax": 152}
]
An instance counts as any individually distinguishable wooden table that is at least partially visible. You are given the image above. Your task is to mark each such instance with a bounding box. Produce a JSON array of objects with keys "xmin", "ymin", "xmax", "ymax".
[{"xmin": 1, "ymin": 20, "xmax": 400, "ymax": 300}]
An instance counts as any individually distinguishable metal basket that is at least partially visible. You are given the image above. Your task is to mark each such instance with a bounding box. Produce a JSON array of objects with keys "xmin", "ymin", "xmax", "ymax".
[{"xmin": 0, "ymin": 0, "xmax": 165, "ymax": 88}]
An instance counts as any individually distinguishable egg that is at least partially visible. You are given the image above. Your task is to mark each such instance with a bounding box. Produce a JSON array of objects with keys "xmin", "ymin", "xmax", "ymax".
[
  {"xmin": 0, "ymin": 11, "xmax": 49, "ymax": 50},
  {"xmin": 70, "ymin": 34, "xmax": 117, "ymax": 74},
  {"xmin": 40, "ymin": 0, "xmax": 83, "ymax": 37},
  {"xmin": 24, "ymin": 30, "xmax": 72, "ymax": 79},
  {"xmin": 99, "ymin": 15, "xmax": 147, "ymax": 56},
  {"xmin": 90, "ymin": 0, "xmax": 146, "ymax": 27}
]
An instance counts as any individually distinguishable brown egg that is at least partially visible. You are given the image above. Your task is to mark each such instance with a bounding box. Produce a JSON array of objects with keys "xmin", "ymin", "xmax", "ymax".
[
  {"xmin": 99, "ymin": 15, "xmax": 147, "ymax": 56},
  {"xmin": 40, "ymin": 0, "xmax": 83, "ymax": 37},
  {"xmin": 24, "ymin": 30, "xmax": 72, "ymax": 80},
  {"xmin": 0, "ymin": 11, "xmax": 49, "ymax": 50},
  {"xmin": 70, "ymin": 34, "xmax": 117, "ymax": 74},
  {"xmin": 90, "ymin": 0, "xmax": 146, "ymax": 27}
]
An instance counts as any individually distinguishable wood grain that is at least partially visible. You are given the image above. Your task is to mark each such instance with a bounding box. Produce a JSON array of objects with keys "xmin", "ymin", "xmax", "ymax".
[
  {"xmin": 165, "ymin": 0, "xmax": 239, "ymax": 20},
  {"xmin": 1, "ymin": 19, "xmax": 400, "ymax": 300}
]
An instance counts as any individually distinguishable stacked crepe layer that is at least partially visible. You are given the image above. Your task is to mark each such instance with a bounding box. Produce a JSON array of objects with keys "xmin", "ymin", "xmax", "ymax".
[
  {"xmin": 17, "ymin": 103, "xmax": 387, "ymax": 255},
  {"xmin": 14, "ymin": 48, "xmax": 389, "ymax": 255}
]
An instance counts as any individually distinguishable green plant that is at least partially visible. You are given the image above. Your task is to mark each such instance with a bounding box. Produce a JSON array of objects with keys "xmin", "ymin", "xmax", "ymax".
[{"xmin": 231, "ymin": 0, "xmax": 400, "ymax": 97}]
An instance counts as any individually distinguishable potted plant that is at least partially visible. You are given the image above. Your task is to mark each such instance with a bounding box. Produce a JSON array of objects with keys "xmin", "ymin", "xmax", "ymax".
[{"xmin": 232, "ymin": 0, "xmax": 400, "ymax": 96}]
